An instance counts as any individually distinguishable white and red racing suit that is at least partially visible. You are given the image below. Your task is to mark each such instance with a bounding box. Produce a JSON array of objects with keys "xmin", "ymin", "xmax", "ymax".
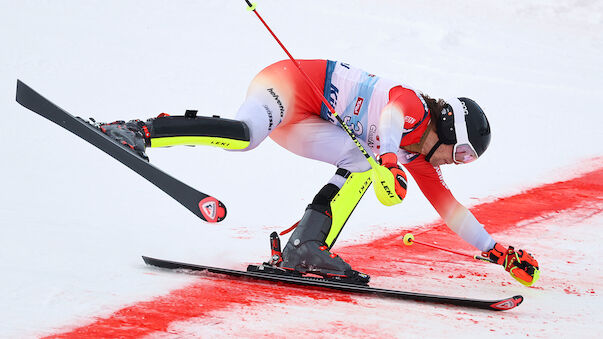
[{"xmin": 234, "ymin": 59, "xmax": 494, "ymax": 252}]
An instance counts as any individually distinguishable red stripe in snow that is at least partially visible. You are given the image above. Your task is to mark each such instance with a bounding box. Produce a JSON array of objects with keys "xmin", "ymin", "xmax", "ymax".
[{"xmin": 45, "ymin": 162, "xmax": 603, "ymax": 338}]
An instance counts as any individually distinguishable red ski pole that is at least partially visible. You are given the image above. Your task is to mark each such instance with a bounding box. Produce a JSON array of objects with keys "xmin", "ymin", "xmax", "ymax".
[
  {"xmin": 243, "ymin": 1, "xmax": 402, "ymax": 207},
  {"xmin": 403, "ymin": 233, "xmax": 495, "ymax": 263},
  {"xmin": 243, "ymin": 0, "xmax": 370, "ymax": 160}
]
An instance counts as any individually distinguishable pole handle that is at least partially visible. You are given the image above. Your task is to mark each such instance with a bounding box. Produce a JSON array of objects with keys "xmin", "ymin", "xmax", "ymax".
[{"xmin": 245, "ymin": 1, "xmax": 257, "ymax": 11}]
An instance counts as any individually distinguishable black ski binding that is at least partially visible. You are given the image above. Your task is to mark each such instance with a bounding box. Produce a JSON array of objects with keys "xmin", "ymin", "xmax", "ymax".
[{"xmin": 246, "ymin": 232, "xmax": 369, "ymax": 285}]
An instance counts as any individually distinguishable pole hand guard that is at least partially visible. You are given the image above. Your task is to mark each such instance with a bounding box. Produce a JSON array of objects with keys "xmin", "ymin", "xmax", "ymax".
[
  {"xmin": 371, "ymin": 158, "xmax": 403, "ymax": 206},
  {"xmin": 376, "ymin": 152, "xmax": 408, "ymax": 206}
]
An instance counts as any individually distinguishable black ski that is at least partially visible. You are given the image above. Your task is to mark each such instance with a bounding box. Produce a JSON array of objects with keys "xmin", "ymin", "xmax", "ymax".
[
  {"xmin": 142, "ymin": 256, "xmax": 524, "ymax": 311},
  {"xmin": 16, "ymin": 80, "xmax": 226, "ymax": 222}
]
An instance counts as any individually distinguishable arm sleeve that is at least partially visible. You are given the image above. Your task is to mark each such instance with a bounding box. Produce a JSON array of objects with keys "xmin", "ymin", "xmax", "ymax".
[
  {"xmin": 378, "ymin": 99, "xmax": 405, "ymax": 156},
  {"xmin": 403, "ymin": 156, "xmax": 495, "ymax": 252}
]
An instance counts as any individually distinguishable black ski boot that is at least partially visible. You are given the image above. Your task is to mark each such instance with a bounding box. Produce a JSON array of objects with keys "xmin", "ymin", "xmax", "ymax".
[
  {"xmin": 280, "ymin": 204, "xmax": 370, "ymax": 285},
  {"xmin": 96, "ymin": 119, "xmax": 151, "ymax": 161}
]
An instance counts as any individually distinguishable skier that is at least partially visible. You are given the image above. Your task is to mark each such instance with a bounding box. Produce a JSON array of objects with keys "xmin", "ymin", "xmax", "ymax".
[{"xmin": 100, "ymin": 59, "xmax": 540, "ymax": 286}]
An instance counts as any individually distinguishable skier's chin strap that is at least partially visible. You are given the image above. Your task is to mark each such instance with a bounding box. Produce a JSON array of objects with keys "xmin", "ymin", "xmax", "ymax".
[{"xmin": 425, "ymin": 139, "xmax": 443, "ymax": 163}]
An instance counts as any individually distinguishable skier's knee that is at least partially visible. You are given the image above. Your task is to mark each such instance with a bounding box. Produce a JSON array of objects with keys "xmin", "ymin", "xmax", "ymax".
[{"xmin": 235, "ymin": 94, "xmax": 286, "ymax": 150}]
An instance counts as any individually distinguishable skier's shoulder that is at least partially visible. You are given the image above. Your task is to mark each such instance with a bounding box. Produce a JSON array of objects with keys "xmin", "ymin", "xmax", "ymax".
[{"xmin": 388, "ymin": 86, "xmax": 428, "ymax": 121}]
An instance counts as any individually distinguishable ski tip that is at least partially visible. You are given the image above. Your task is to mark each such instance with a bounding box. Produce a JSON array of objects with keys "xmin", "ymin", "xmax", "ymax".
[
  {"xmin": 16, "ymin": 79, "xmax": 26, "ymax": 101},
  {"xmin": 490, "ymin": 295, "xmax": 524, "ymax": 311},
  {"xmin": 142, "ymin": 256, "xmax": 158, "ymax": 266},
  {"xmin": 15, "ymin": 79, "xmax": 39, "ymax": 108},
  {"xmin": 16, "ymin": 79, "xmax": 29, "ymax": 93}
]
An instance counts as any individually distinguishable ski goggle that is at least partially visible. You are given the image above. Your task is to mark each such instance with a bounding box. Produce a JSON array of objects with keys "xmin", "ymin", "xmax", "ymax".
[
  {"xmin": 453, "ymin": 142, "xmax": 479, "ymax": 164},
  {"xmin": 432, "ymin": 98, "xmax": 482, "ymax": 164}
]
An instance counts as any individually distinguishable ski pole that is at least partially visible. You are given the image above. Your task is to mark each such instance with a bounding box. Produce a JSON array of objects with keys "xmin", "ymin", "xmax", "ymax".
[
  {"xmin": 243, "ymin": 1, "xmax": 401, "ymax": 206},
  {"xmin": 403, "ymin": 233, "xmax": 495, "ymax": 263}
]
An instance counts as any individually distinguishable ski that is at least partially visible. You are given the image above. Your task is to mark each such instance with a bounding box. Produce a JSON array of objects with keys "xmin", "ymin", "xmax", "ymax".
[
  {"xmin": 15, "ymin": 80, "xmax": 226, "ymax": 222},
  {"xmin": 142, "ymin": 256, "xmax": 524, "ymax": 311}
]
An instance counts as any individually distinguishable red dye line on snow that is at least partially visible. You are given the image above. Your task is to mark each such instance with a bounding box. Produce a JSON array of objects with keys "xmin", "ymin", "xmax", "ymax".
[
  {"xmin": 337, "ymin": 163, "xmax": 603, "ymax": 277},
  {"xmin": 46, "ymin": 165, "xmax": 603, "ymax": 338}
]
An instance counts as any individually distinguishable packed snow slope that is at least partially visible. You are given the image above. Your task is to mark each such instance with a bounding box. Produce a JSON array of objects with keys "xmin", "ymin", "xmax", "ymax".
[
  {"xmin": 1, "ymin": 0, "xmax": 601, "ymax": 338},
  {"xmin": 42, "ymin": 168, "xmax": 603, "ymax": 338}
]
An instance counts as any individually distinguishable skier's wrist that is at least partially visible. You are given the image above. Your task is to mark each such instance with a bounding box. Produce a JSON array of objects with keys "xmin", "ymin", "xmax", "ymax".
[{"xmin": 379, "ymin": 152, "xmax": 398, "ymax": 168}]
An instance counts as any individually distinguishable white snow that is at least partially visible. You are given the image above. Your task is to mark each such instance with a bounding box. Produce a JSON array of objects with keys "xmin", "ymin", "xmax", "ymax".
[
  {"xmin": 156, "ymin": 212, "xmax": 603, "ymax": 339},
  {"xmin": 0, "ymin": 0, "xmax": 601, "ymax": 337}
]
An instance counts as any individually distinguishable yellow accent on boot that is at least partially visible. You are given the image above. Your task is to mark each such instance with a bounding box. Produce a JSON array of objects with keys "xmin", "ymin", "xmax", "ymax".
[
  {"xmin": 325, "ymin": 170, "xmax": 372, "ymax": 247},
  {"xmin": 150, "ymin": 136, "xmax": 250, "ymax": 150}
]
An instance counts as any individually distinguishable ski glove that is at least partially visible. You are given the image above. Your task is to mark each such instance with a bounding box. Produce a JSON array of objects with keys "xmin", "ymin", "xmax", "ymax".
[
  {"xmin": 483, "ymin": 243, "xmax": 540, "ymax": 286},
  {"xmin": 379, "ymin": 152, "xmax": 408, "ymax": 200}
]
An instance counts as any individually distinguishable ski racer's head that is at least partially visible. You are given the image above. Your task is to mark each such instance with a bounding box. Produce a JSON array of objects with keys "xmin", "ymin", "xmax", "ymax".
[{"xmin": 418, "ymin": 97, "xmax": 491, "ymax": 166}]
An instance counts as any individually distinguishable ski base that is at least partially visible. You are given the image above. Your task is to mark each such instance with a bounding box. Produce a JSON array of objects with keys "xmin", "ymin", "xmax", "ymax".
[{"xmin": 142, "ymin": 256, "xmax": 523, "ymax": 311}]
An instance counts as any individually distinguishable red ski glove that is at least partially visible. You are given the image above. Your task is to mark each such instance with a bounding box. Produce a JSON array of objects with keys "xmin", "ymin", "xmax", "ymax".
[
  {"xmin": 379, "ymin": 152, "xmax": 408, "ymax": 200},
  {"xmin": 483, "ymin": 243, "xmax": 540, "ymax": 286}
]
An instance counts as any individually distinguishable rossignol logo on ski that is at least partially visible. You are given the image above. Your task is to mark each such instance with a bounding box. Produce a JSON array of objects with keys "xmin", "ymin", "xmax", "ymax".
[
  {"xmin": 490, "ymin": 298, "xmax": 521, "ymax": 310},
  {"xmin": 199, "ymin": 197, "xmax": 220, "ymax": 222}
]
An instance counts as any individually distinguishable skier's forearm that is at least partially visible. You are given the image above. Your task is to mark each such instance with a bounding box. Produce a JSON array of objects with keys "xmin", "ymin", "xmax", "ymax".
[
  {"xmin": 403, "ymin": 158, "xmax": 494, "ymax": 252},
  {"xmin": 445, "ymin": 206, "xmax": 495, "ymax": 252}
]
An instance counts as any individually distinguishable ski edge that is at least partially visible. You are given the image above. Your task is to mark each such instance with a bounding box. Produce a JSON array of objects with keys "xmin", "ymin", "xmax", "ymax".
[{"xmin": 142, "ymin": 256, "xmax": 523, "ymax": 311}]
